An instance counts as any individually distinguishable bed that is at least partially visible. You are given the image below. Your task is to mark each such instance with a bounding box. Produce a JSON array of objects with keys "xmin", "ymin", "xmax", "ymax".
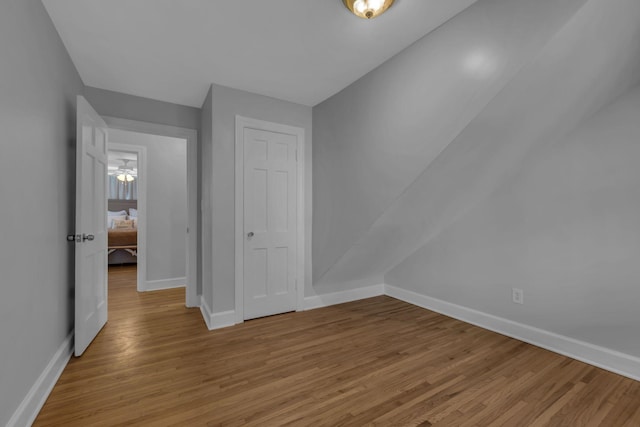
[{"xmin": 108, "ymin": 199, "xmax": 138, "ymax": 265}]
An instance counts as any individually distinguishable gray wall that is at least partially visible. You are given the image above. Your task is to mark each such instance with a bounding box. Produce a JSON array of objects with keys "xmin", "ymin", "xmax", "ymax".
[
  {"xmin": 312, "ymin": 0, "xmax": 589, "ymax": 291},
  {"xmin": 109, "ymin": 129, "xmax": 188, "ymax": 283},
  {"xmin": 204, "ymin": 83, "xmax": 312, "ymax": 313},
  {"xmin": 387, "ymin": 84, "xmax": 640, "ymax": 358},
  {"xmin": 84, "ymin": 86, "xmax": 200, "ymax": 131},
  {"xmin": 0, "ymin": 0, "xmax": 83, "ymax": 423},
  {"xmin": 200, "ymin": 86, "xmax": 213, "ymax": 306}
]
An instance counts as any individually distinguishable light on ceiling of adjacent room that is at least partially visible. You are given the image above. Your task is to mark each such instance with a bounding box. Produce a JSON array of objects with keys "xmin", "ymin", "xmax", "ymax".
[
  {"xmin": 117, "ymin": 173, "xmax": 135, "ymax": 182},
  {"xmin": 112, "ymin": 158, "xmax": 136, "ymax": 182},
  {"xmin": 343, "ymin": 0, "xmax": 395, "ymax": 19}
]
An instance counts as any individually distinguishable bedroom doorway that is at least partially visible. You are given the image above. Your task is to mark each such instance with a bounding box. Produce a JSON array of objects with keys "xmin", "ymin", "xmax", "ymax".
[
  {"xmin": 107, "ymin": 145, "xmax": 144, "ymax": 291},
  {"xmin": 104, "ymin": 118, "xmax": 198, "ymax": 308},
  {"xmin": 107, "ymin": 130, "xmax": 189, "ymax": 303}
]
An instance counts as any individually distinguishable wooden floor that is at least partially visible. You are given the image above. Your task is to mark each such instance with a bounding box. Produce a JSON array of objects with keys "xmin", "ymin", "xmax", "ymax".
[{"xmin": 35, "ymin": 266, "xmax": 640, "ymax": 426}]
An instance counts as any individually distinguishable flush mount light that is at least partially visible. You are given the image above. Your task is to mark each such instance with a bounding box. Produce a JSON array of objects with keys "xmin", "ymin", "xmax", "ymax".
[
  {"xmin": 110, "ymin": 159, "xmax": 137, "ymax": 182},
  {"xmin": 343, "ymin": 0, "xmax": 395, "ymax": 19}
]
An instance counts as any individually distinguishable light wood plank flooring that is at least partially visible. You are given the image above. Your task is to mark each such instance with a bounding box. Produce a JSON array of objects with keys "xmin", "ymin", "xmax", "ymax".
[{"xmin": 35, "ymin": 265, "xmax": 640, "ymax": 426}]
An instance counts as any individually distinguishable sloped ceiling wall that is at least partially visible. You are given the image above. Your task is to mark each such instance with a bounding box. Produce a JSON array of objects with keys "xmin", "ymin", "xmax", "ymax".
[
  {"xmin": 312, "ymin": 0, "xmax": 640, "ymax": 294},
  {"xmin": 313, "ymin": 0, "xmax": 589, "ymax": 290}
]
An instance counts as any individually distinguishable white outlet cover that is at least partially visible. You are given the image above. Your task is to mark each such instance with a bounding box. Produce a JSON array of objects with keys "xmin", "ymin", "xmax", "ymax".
[{"xmin": 512, "ymin": 288, "xmax": 524, "ymax": 305}]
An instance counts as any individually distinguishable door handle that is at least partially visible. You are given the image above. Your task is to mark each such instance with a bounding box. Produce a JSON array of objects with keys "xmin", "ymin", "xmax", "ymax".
[
  {"xmin": 82, "ymin": 234, "xmax": 95, "ymax": 242},
  {"xmin": 247, "ymin": 232, "xmax": 254, "ymax": 238}
]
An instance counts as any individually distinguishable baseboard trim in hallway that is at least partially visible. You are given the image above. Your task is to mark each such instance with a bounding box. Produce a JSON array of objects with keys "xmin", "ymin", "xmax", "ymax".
[
  {"xmin": 200, "ymin": 295, "xmax": 235, "ymax": 330},
  {"xmin": 144, "ymin": 277, "xmax": 186, "ymax": 292},
  {"xmin": 7, "ymin": 331, "xmax": 73, "ymax": 427}
]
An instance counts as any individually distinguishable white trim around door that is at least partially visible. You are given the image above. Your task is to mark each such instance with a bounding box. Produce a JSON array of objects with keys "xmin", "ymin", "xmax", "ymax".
[
  {"xmin": 103, "ymin": 116, "xmax": 200, "ymax": 308},
  {"xmin": 235, "ymin": 116, "xmax": 306, "ymax": 324}
]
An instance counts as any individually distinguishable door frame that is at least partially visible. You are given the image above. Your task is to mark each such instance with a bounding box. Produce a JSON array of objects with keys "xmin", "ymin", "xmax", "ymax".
[
  {"xmin": 234, "ymin": 116, "xmax": 306, "ymax": 323},
  {"xmin": 107, "ymin": 142, "xmax": 147, "ymax": 293},
  {"xmin": 103, "ymin": 116, "xmax": 199, "ymax": 308}
]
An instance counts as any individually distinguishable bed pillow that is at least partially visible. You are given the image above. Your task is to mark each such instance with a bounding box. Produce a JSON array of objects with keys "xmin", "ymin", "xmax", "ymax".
[
  {"xmin": 113, "ymin": 219, "xmax": 135, "ymax": 229},
  {"xmin": 129, "ymin": 208, "xmax": 138, "ymax": 218},
  {"xmin": 108, "ymin": 210, "xmax": 127, "ymax": 216},
  {"xmin": 107, "ymin": 215, "xmax": 127, "ymax": 229}
]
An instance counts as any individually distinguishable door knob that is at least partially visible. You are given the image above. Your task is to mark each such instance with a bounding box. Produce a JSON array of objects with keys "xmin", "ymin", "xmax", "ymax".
[
  {"xmin": 82, "ymin": 234, "xmax": 95, "ymax": 242},
  {"xmin": 247, "ymin": 232, "xmax": 254, "ymax": 238}
]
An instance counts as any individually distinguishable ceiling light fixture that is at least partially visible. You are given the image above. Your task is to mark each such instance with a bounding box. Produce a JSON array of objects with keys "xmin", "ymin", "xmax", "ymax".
[
  {"xmin": 110, "ymin": 159, "xmax": 137, "ymax": 182},
  {"xmin": 343, "ymin": 0, "xmax": 395, "ymax": 19},
  {"xmin": 117, "ymin": 173, "xmax": 135, "ymax": 183}
]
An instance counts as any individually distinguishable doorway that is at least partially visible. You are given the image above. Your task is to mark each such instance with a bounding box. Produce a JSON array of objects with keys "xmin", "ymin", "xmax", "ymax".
[
  {"xmin": 104, "ymin": 117, "xmax": 199, "ymax": 308},
  {"xmin": 106, "ymin": 144, "xmax": 144, "ymax": 292},
  {"xmin": 74, "ymin": 96, "xmax": 199, "ymax": 357},
  {"xmin": 107, "ymin": 129, "xmax": 189, "ymax": 303}
]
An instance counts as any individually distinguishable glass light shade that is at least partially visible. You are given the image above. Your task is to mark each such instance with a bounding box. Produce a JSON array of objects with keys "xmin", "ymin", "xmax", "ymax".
[
  {"xmin": 343, "ymin": 0, "xmax": 394, "ymax": 19},
  {"xmin": 117, "ymin": 173, "xmax": 135, "ymax": 182}
]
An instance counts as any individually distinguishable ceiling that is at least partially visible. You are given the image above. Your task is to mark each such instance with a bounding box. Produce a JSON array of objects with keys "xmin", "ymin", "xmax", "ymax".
[
  {"xmin": 41, "ymin": 0, "xmax": 476, "ymax": 107},
  {"xmin": 108, "ymin": 150, "xmax": 137, "ymax": 173}
]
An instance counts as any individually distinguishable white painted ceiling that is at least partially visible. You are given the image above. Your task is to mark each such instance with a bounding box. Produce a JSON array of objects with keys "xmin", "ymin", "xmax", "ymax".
[
  {"xmin": 108, "ymin": 150, "xmax": 137, "ymax": 173},
  {"xmin": 42, "ymin": 0, "xmax": 476, "ymax": 107}
]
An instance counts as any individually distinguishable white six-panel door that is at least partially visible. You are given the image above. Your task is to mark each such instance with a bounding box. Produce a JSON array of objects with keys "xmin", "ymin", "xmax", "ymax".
[
  {"xmin": 242, "ymin": 127, "xmax": 298, "ymax": 320},
  {"xmin": 75, "ymin": 96, "xmax": 109, "ymax": 356}
]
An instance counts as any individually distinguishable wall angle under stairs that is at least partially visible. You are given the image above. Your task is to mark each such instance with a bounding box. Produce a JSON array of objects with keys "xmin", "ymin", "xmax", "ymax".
[{"xmin": 314, "ymin": 0, "xmax": 640, "ymax": 290}]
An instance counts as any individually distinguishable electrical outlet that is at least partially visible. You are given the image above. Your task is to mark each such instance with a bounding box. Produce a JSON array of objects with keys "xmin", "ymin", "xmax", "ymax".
[{"xmin": 512, "ymin": 288, "xmax": 524, "ymax": 305}]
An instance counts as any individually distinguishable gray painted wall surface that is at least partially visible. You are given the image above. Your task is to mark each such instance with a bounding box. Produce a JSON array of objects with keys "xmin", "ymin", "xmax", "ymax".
[
  {"xmin": 387, "ymin": 83, "xmax": 640, "ymax": 358},
  {"xmin": 0, "ymin": 0, "xmax": 83, "ymax": 423},
  {"xmin": 200, "ymin": 86, "xmax": 214, "ymax": 306},
  {"xmin": 205, "ymin": 83, "xmax": 312, "ymax": 312},
  {"xmin": 314, "ymin": 0, "xmax": 640, "ymax": 293},
  {"xmin": 84, "ymin": 86, "xmax": 201, "ymax": 131},
  {"xmin": 109, "ymin": 129, "xmax": 188, "ymax": 283},
  {"xmin": 312, "ymin": 0, "xmax": 588, "ymax": 290}
]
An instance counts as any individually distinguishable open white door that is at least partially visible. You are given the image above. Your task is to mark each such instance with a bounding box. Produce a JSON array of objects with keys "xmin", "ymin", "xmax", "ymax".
[{"xmin": 74, "ymin": 96, "xmax": 109, "ymax": 356}]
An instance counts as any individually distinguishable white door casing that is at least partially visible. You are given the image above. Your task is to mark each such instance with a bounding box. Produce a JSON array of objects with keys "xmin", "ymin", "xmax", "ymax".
[
  {"xmin": 235, "ymin": 117, "xmax": 306, "ymax": 322},
  {"xmin": 75, "ymin": 96, "xmax": 109, "ymax": 356}
]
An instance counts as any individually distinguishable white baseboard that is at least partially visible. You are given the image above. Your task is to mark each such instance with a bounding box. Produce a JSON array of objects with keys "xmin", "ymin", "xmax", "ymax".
[
  {"xmin": 186, "ymin": 291, "xmax": 201, "ymax": 309},
  {"xmin": 304, "ymin": 284, "xmax": 385, "ymax": 310},
  {"xmin": 144, "ymin": 277, "xmax": 186, "ymax": 292},
  {"xmin": 200, "ymin": 296, "xmax": 236, "ymax": 330},
  {"xmin": 7, "ymin": 331, "xmax": 73, "ymax": 427},
  {"xmin": 385, "ymin": 284, "xmax": 640, "ymax": 382}
]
